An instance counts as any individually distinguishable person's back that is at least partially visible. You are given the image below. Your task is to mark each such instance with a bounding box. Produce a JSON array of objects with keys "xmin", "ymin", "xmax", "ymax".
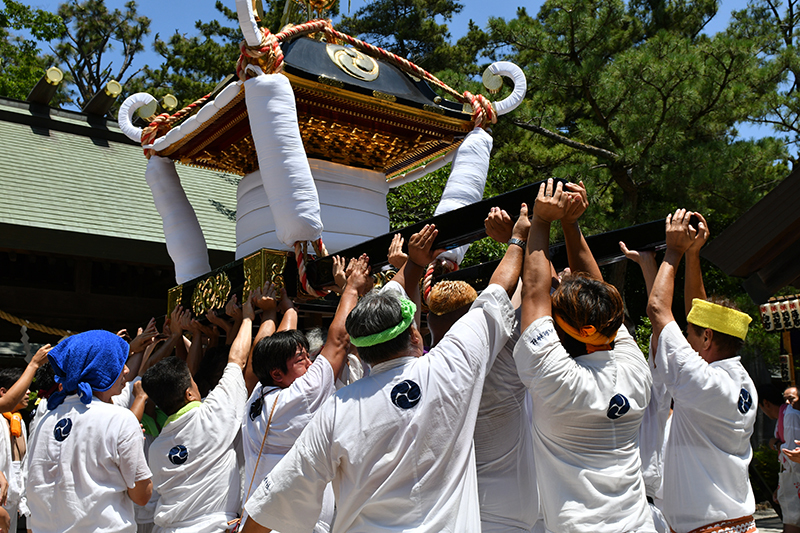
[
  {"xmin": 26, "ymin": 331, "xmax": 152, "ymax": 533},
  {"xmin": 515, "ymin": 317, "xmax": 652, "ymax": 532},
  {"xmin": 473, "ymin": 327, "xmax": 540, "ymax": 533},
  {"xmin": 647, "ymin": 209, "xmax": 758, "ymax": 533},
  {"xmin": 27, "ymin": 398, "xmax": 147, "ymax": 532},
  {"xmin": 143, "ymin": 294, "xmax": 256, "ymax": 533},
  {"xmin": 248, "ymin": 283, "xmax": 514, "ymax": 532},
  {"xmin": 241, "ymin": 216, "xmax": 527, "ymax": 533},
  {"xmin": 652, "ymin": 316, "xmax": 756, "ymax": 531},
  {"xmin": 513, "ymin": 179, "xmax": 654, "ymax": 533},
  {"xmin": 147, "ymin": 361, "xmax": 246, "ymax": 531}
]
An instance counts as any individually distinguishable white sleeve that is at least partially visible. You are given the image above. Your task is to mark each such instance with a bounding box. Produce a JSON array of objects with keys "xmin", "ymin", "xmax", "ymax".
[
  {"xmin": 244, "ymin": 397, "xmax": 335, "ymax": 533},
  {"xmin": 203, "ymin": 363, "xmax": 249, "ymax": 423},
  {"xmin": 116, "ymin": 410, "xmax": 152, "ymax": 488},
  {"xmin": 379, "ymin": 280, "xmax": 408, "ymax": 300},
  {"xmin": 287, "ymin": 356, "xmax": 336, "ymax": 406},
  {"xmin": 652, "ymin": 321, "xmax": 742, "ymax": 416}
]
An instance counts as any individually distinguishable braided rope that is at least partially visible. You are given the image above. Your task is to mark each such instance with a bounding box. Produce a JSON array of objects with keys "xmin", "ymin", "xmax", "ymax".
[
  {"xmin": 0, "ymin": 309, "xmax": 74, "ymax": 337},
  {"xmin": 140, "ymin": 94, "xmax": 211, "ymax": 157},
  {"xmin": 294, "ymin": 238, "xmax": 330, "ymax": 298},
  {"xmin": 422, "ymin": 258, "xmax": 459, "ymax": 306}
]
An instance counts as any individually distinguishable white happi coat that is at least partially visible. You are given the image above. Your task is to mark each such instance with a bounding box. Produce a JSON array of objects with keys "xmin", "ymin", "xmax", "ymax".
[
  {"xmin": 653, "ymin": 322, "xmax": 756, "ymax": 533},
  {"xmin": 26, "ymin": 396, "xmax": 151, "ymax": 533},
  {"xmin": 244, "ymin": 283, "xmax": 514, "ymax": 533},
  {"xmin": 149, "ymin": 363, "xmax": 247, "ymax": 533},
  {"xmin": 241, "ymin": 356, "xmax": 337, "ymax": 532},
  {"xmin": 475, "ymin": 314, "xmax": 540, "ymax": 532},
  {"xmin": 513, "ymin": 317, "xmax": 655, "ymax": 533}
]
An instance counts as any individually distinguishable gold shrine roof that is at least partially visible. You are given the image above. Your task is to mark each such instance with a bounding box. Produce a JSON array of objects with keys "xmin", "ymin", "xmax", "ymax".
[{"xmin": 149, "ymin": 37, "xmax": 474, "ymax": 180}]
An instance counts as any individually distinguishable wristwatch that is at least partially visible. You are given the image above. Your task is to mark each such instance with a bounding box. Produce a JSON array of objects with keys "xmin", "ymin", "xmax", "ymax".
[{"xmin": 508, "ymin": 237, "xmax": 527, "ymax": 249}]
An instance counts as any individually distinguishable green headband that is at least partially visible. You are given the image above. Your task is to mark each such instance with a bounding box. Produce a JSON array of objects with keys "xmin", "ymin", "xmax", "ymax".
[{"xmin": 349, "ymin": 298, "xmax": 417, "ymax": 348}]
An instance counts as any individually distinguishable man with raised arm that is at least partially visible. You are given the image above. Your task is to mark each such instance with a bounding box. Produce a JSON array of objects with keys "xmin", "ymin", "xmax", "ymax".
[
  {"xmin": 141, "ymin": 292, "xmax": 256, "ymax": 533},
  {"xmin": 240, "ymin": 257, "xmax": 372, "ymax": 531},
  {"xmin": 646, "ymin": 209, "xmax": 757, "ymax": 533},
  {"xmin": 513, "ymin": 179, "xmax": 654, "ymax": 533},
  {"xmin": 241, "ymin": 211, "xmax": 529, "ymax": 533}
]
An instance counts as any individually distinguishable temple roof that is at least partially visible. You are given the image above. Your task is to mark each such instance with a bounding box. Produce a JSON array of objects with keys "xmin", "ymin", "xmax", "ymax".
[
  {"xmin": 0, "ymin": 96, "xmax": 237, "ymax": 265},
  {"xmin": 703, "ymin": 168, "xmax": 800, "ymax": 303}
]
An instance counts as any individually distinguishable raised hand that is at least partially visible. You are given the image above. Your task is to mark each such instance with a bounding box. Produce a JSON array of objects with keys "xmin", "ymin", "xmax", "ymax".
[
  {"xmin": 388, "ymin": 234, "xmax": 408, "ymax": 269},
  {"xmin": 665, "ymin": 208, "xmax": 698, "ymax": 255},
  {"xmin": 225, "ymin": 294, "xmax": 243, "ymax": 321},
  {"xmin": 332, "ymin": 256, "xmax": 347, "ymax": 291},
  {"xmin": 277, "ymin": 287, "xmax": 294, "ymax": 314},
  {"xmin": 169, "ymin": 305, "xmax": 185, "ymax": 336},
  {"xmin": 242, "ymin": 291, "xmax": 256, "ymax": 322},
  {"xmin": 130, "ymin": 318, "xmax": 158, "ymax": 354},
  {"xmin": 534, "ymin": 178, "xmax": 570, "ymax": 223},
  {"xmin": 686, "ymin": 212, "xmax": 710, "ymax": 255},
  {"xmin": 408, "ymin": 224, "xmax": 446, "ymax": 268},
  {"xmin": 345, "ymin": 254, "xmax": 372, "ymax": 296},
  {"xmin": 619, "ymin": 241, "xmax": 656, "ymax": 267},
  {"xmin": 511, "ymin": 203, "xmax": 531, "ymax": 241},
  {"xmin": 563, "ymin": 181, "xmax": 589, "ymax": 224},
  {"xmin": 485, "ymin": 207, "xmax": 513, "ymax": 243},
  {"xmin": 252, "ymin": 282, "xmax": 278, "ymax": 313},
  {"xmin": 31, "ymin": 344, "xmax": 52, "ymax": 368}
]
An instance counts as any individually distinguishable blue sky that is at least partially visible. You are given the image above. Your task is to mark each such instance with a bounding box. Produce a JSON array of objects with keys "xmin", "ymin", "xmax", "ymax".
[{"xmin": 26, "ymin": 0, "xmax": 772, "ymax": 142}]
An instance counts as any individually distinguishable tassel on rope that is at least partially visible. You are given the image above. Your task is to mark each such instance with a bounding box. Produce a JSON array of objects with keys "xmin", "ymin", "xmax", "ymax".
[
  {"xmin": 422, "ymin": 258, "xmax": 459, "ymax": 306},
  {"xmin": 294, "ymin": 238, "xmax": 330, "ymax": 298}
]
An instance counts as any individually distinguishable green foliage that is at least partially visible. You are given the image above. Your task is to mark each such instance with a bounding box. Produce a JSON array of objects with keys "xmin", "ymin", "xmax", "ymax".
[
  {"xmin": 635, "ymin": 316, "xmax": 653, "ymax": 356},
  {"xmin": 54, "ymin": 0, "xmax": 151, "ymax": 110},
  {"xmin": 0, "ymin": 0, "xmax": 66, "ymax": 101},
  {"xmin": 486, "ymin": 0, "xmax": 787, "ymax": 228},
  {"xmin": 727, "ymin": 0, "xmax": 800, "ymax": 163},
  {"xmin": 751, "ymin": 444, "xmax": 780, "ymax": 504}
]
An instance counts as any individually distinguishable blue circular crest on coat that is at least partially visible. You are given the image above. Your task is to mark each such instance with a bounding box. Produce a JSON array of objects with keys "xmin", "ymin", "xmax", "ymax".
[
  {"xmin": 391, "ymin": 380, "xmax": 421, "ymax": 409},
  {"xmin": 607, "ymin": 394, "xmax": 631, "ymax": 420},
  {"xmin": 53, "ymin": 418, "xmax": 72, "ymax": 442},
  {"xmin": 168, "ymin": 445, "xmax": 188, "ymax": 465},
  {"xmin": 738, "ymin": 388, "xmax": 753, "ymax": 414}
]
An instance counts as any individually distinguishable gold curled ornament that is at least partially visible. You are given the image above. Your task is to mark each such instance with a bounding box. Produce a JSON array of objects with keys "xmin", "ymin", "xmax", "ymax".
[
  {"xmin": 191, "ymin": 272, "xmax": 232, "ymax": 315},
  {"xmin": 326, "ymin": 44, "xmax": 379, "ymax": 82}
]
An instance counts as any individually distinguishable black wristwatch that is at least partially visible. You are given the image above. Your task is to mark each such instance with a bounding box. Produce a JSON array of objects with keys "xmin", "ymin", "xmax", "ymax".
[{"xmin": 508, "ymin": 237, "xmax": 527, "ymax": 249}]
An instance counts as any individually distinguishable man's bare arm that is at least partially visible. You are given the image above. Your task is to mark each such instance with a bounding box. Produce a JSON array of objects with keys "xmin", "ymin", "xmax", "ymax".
[
  {"xmin": 647, "ymin": 209, "xmax": 698, "ymax": 347},
  {"xmin": 321, "ymin": 255, "xmax": 371, "ymax": 381},
  {"xmin": 684, "ymin": 212, "xmax": 709, "ymax": 317},
  {"xmin": 520, "ymin": 180, "xmax": 566, "ymax": 331},
  {"xmin": 561, "ymin": 181, "xmax": 602, "ymax": 280}
]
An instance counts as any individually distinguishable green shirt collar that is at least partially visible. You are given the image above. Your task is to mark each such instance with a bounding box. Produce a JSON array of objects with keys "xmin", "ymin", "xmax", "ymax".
[{"xmin": 165, "ymin": 401, "xmax": 201, "ymax": 426}]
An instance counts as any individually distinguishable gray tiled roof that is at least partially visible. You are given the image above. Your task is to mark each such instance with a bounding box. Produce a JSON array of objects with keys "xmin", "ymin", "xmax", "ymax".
[{"xmin": 0, "ymin": 98, "xmax": 237, "ymax": 253}]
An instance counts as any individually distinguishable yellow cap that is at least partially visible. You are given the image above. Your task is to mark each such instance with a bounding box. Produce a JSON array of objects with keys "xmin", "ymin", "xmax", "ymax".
[{"xmin": 687, "ymin": 298, "xmax": 752, "ymax": 340}]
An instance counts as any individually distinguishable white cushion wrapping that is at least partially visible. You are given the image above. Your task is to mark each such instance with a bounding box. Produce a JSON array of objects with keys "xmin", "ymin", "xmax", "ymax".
[
  {"xmin": 245, "ymin": 73, "xmax": 323, "ymax": 246},
  {"xmin": 145, "ymin": 156, "xmax": 211, "ymax": 283},
  {"xmin": 434, "ymin": 127, "xmax": 493, "ymax": 264}
]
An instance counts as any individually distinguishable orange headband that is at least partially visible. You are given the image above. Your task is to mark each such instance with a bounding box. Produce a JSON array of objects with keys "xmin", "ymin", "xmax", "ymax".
[{"xmin": 554, "ymin": 314, "xmax": 617, "ymax": 352}]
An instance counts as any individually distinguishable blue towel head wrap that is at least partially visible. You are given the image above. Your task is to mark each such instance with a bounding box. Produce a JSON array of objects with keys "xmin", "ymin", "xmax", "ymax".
[{"xmin": 47, "ymin": 330, "xmax": 129, "ymax": 410}]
